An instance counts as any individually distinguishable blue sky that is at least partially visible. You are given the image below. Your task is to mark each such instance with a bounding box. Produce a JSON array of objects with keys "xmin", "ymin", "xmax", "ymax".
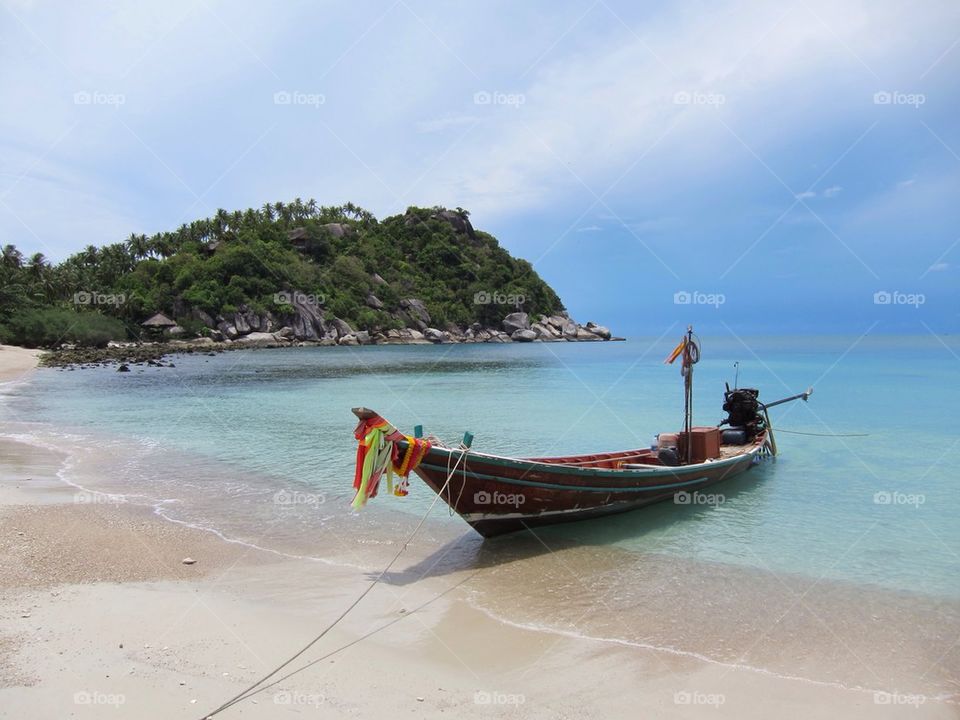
[{"xmin": 1, "ymin": 0, "xmax": 957, "ymax": 336}]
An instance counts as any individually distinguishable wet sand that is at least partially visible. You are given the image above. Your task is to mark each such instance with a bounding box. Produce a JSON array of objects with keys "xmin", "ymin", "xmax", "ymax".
[
  {"xmin": 0, "ymin": 434, "xmax": 958, "ymax": 718},
  {"xmin": 0, "ymin": 347, "xmax": 958, "ymax": 718}
]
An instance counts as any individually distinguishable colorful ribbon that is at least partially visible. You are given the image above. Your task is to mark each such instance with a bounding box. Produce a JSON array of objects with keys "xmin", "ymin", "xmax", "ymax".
[{"xmin": 351, "ymin": 420, "xmax": 430, "ymax": 508}]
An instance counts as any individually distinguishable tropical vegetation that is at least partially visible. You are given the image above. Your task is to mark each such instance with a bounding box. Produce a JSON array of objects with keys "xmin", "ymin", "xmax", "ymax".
[{"xmin": 0, "ymin": 201, "xmax": 564, "ymax": 348}]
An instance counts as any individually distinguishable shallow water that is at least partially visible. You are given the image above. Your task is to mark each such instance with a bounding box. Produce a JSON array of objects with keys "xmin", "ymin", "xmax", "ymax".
[{"xmin": 2, "ymin": 336, "xmax": 958, "ymax": 697}]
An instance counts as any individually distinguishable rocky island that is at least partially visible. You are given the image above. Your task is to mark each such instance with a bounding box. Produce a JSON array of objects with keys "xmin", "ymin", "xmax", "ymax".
[{"xmin": 0, "ymin": 201, "xmax": 620, "ymax": 367}]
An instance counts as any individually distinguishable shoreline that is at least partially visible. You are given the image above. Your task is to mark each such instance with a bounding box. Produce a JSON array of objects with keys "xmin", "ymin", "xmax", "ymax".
[
  {"xmin": 0, "ymin": 433, "xmax": 957, "ymax": 718},
  {"xmin": 1, "ymin": 354, "xmax": 958, "ymax": 717},
  {"xmin": 36, "ymin": 328, "xmax": 626, "ymax": 370},
  {"xmin": 0, "ymin": 345, "xmax": 39, "ymax": 384}
]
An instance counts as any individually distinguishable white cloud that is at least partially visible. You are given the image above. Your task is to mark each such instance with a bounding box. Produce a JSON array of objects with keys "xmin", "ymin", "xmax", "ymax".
[
  {"xmin": 927, "ymin": 262, "xmax": 949, "ymax": 272},
  {"xmin": 823, "ymin": 185, "xmax": 843, "ymax": 197},
  {"xmin": 576, "ymin": 225, "xmax": 602, "ymax": 232},
  {"xmin": 1, "ymin": 0, "xmax": 957, "ymax": 261}
]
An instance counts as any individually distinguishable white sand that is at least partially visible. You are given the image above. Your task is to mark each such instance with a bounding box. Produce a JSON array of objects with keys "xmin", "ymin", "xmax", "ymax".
[
  {"xmin": 0, "ymin": 345, "xmax": 40, "ymax": 385},
  {"xmin": 0, "ymin": 431, "xmax": 956, "ymax": 718}
]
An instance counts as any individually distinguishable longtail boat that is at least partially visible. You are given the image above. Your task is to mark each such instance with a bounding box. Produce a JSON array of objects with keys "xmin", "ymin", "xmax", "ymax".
[{"xmin": 351, "ymin": 328, "xmax": 812, "ymax": 537}]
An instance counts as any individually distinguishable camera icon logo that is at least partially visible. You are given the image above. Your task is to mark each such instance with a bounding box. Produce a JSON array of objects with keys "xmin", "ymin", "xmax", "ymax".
[{"xmin": 873, "ymin": 491, "xmax": 892, "ymax": 505}]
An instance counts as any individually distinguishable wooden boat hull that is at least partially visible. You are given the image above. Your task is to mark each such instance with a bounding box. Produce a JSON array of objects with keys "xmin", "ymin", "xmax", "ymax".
[{"xmin": 406, "ymin": 436, "xmax": 769, "ymax": 538}]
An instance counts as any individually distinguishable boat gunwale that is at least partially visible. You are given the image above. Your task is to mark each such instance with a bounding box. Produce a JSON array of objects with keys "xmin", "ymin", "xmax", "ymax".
[{"xmin": 405, "ymin": 432, "xmax": 766, "ymax": 480}]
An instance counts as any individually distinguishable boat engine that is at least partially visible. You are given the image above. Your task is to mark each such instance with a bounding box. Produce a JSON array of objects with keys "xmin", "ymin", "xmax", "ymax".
[{"xmin": 721, "ymin": 386, "xmax": 765, "ymax": 442}]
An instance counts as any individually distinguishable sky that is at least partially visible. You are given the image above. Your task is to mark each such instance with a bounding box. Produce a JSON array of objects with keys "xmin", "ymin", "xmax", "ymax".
[{"xmin": 1, "ymin": 0, "xmax": 958, "ymax": 336}]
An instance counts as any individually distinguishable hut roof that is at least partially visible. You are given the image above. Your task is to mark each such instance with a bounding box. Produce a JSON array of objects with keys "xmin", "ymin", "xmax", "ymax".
[{"xmin": 142, "ymin": 312, "xmax": 177, "ymax": 328}]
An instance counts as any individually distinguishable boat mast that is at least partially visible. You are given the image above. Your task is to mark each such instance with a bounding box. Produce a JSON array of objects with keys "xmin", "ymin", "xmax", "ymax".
[{"xmin": 683, "ymin": 325, "xmax": 693, "ymax": 464}]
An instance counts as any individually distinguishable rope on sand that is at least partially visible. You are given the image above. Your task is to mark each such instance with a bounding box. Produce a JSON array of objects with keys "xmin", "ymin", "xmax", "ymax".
[{"xmin": 198, "ymin": 445, "xmax": 471, "ymax": 719}]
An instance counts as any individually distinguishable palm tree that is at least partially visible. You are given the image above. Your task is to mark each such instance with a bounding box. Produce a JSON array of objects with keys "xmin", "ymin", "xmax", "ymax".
[
  {"xmin": 81, "ymin": 245, "xmax": 99, "ymax": 266},
  {"xmin": 126, "ymin": 233, "xmax": 150, "ymax": 260},
  {"xmin": 27, "ymin": 252, "xmax": 47, "ymax": 277},
  {"xmin": 2, "ymin": 244, "xmax": 23, "ymax": 269},
  {"xmin": 214, "ymin": 208, "xmax": 230, "ymax": 237}
]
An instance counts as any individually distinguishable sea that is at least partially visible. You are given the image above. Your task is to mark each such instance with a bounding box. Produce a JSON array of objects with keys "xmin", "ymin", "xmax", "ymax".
[{"xmin": 1, "ymin": 335, "xmax": 958, "ymax": 699}]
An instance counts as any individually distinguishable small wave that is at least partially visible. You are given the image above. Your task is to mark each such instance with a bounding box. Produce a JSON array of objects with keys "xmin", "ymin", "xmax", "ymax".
[
  {"xmin": 466, "ymin": 599, "xmax": 959, "ymax": 704},
  {"xmin": 151, "ymin": 504, "xmax": 367, "ymax": 570}
]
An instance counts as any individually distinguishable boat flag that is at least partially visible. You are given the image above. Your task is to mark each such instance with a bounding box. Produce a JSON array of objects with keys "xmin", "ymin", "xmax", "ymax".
[{"xmin": 664, "ymin": 337, "xmax": 686, "ymax": 364}]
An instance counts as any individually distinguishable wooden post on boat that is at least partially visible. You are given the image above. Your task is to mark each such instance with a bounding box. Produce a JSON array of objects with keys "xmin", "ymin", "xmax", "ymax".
[
  {"xmin": 664, "ymin": 326, "xmax": 700, "ymax": 465},
  {"xmin": 683, "ymin": 326, "xmax": 694, "ymax": 464}
]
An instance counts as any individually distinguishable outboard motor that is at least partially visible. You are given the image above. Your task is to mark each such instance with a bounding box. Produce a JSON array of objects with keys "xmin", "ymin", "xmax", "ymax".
[{"xmin": 721, "ymin": 385, "xmax": 765, "ymax": 441}]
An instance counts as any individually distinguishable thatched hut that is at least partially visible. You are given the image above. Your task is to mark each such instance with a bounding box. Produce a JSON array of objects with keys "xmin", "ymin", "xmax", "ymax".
[
  {"xmin": 142, "ymin": 313, "xmax": 178, "ymax": 338},
  {"xmin": 142, "ymin": 313, "xmax": 176, "ymax": 329}
]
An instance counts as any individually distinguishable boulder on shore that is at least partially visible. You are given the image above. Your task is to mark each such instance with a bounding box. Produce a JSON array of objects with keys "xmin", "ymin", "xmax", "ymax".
[
  {"xmin": 328, "ymin": 317, "xmax": 355, "ymax": 339},
  {"xmin": 502, "ymin": 312, "xmax": 530, "ymax": 334},
  {"xmin": 234, "ymin": 332, "xmax": 279, "ymax": 346},
  {"xmin": 511, "ymin": 329, "xmax": 537, "ymax": 342},
  {"xmin": 585, "ymin": 322, "xmax": 611, "ymax": 340},
  {"xmin": 531, "ymin": 322, "xmax": 560, "ymax": 340}
]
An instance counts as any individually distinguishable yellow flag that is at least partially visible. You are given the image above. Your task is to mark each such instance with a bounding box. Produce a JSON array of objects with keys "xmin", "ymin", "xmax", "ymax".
[{"xmin": 664, "ymin": 338, "xmax": 686, "ymax": 364}]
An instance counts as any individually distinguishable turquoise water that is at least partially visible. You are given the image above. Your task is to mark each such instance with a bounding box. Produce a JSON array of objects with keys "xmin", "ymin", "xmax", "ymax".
[{"xmin": 2, "ymin": 335, "xmax": 958, "ymax": 599}]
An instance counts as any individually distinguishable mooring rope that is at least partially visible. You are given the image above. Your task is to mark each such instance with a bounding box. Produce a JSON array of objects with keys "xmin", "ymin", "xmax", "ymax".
[
  {"xmin": 219, "ymin": 570, "xmax": 478, "ymax": 708},
  {"xmin": 199, "ymin": 444, "xmax": 470, "ymax": 719},
  {"xmin": 774, "ymin": 428, "xmax": 870, "ymax": 437}
]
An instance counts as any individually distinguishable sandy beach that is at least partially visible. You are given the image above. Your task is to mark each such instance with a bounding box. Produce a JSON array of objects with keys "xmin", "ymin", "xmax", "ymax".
[
  {"xmin": 0, "ymin": 349, "xmax": 957, "ymax": 719},
  {"xmin": 0, "ymin": 345, "xmax": 40, "ymax": 385}
]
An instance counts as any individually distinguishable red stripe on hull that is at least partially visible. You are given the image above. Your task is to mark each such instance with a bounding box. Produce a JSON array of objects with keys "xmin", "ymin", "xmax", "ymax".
[{"xmin": 409, "ymin": 442, "xmax": 763, "ymax": 537}]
